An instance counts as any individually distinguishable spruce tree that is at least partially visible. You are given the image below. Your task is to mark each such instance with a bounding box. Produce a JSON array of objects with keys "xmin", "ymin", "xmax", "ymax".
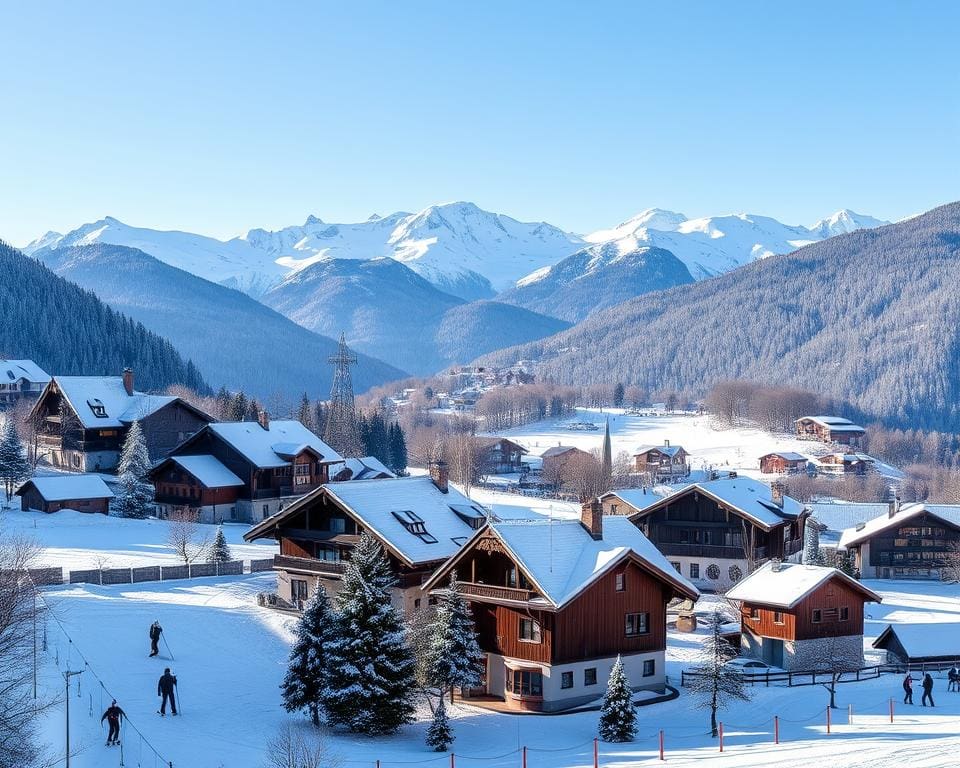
[
  {"xmin": 322, "ymin": 533, "xmax": 416, "ymax": 734},
  {"xmin": 428, "ymin": 572, "xmax": 483, "ymax": 702},
  {"xmin": 425, "ymin": 697, "xmax": 453, "ymax": 752},
  {"xmin": 0, "ymin": 418, "xmax": 30, "ymax": 506},
  {"xmin": 281, "ymin": 586, "xmax": 337, "ymax": 727},
  {"xmin": 231, "ymin": 392, "xmax": 248, "ymax": 422},
  {"xmin": 207, "ymin": 526, "xmax": 232, "ymax": 564},
  {"xmin": 803, "ymin": 522, "xmax": 823, "ymax": 565},
  {"xmin": 114, "ymin": 421, "xmax": 154, "ymax": 518},
  {"xmin": 297, "ymin": 393, "xmax": 313, "ymax": 430},
  {"xmin": 599, "ymin": 655, "xmax": 636, "ymax": 742},
  {"xmin": 388, "ymin": 422, "xmax": 408, "ymax": 475}
]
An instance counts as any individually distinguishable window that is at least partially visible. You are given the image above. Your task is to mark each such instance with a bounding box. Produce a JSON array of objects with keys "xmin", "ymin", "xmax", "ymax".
[
  {"xmin": 773, "ymin": 611, "xmax": 784, "ymax": 625},
  {"xmin": 615, "ymin": 573, "xmax": 626, "ymax": 592},
  {"xmin": 749, "ymin": 607, "xmax": 760, "ymax": 621},
  {"xmin": 315, "ymin": 545, "xmax": 340, "ymax": 562},
  {"xmin": 507, "ymin": 566, "xmax": 518, "ymax": 589},
  {"xmin": 561, "ymin": 671, "xmax": 573, "ymax": 689},
  {"xmin": 689, "ymin": 563, "xmax": 700, "ymax": 579},
  {"xmin": 414, "ymin": 598, "xmax": 421, "ymax": 610},
  {"xmin": 811, "ymin": 609, "xmax": 822, "ymax": 624},
  {"xmin": 671, "ymin": 561, "xmax": 681, "ymax": 573},
  {"xmin": 519, "ymin": 619, "xmax": 542, "ymax": 643},
  {"xmin": 391, "ymin": 510, "xmax": 438, "ymax": 543},
  {"xmin": 86, "ymin": 398, "xmax": 108, "ymax": 418},
  {"xmin": 262, "ymin": 504, "xmax": 269, "ymax": 519},
  {"xmin": 291, "ymin": 579, "xmax": 308, "ymax": 606},
  {"xmin": 328, "ymin": 517, "xmax": 346, "ymax": 534},
  {"xmin": 625, "ymin": 612, "xmax": 649, "ymax": 636},
  {"xmin": 839, "ymin": 607, "xmax": 849, "ymax": 621},
  {"xmin": 506, "ymin": 669, "xmax": 543, "ymax": 697},
  {"xmin": 643, "ymin": 659, "xmax": 656, "ymax": 677},
  {"xmin": 584, "ymin": 668, "xmax": 597, "ymax": 686}
]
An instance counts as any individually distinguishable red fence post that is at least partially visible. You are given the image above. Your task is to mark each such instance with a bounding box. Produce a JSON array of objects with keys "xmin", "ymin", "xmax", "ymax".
[
  {"xmin": 594, "ymin": 737, "xmax": 599, "ymax": 768},
  {"xmin": 450, "ymin": 754, "xmax": 455, "ymax": 768},
  {"xmin": 889, "ymin": 698, "xmax": 894, "ymax": 723},
  {"xmin": 522, "ymin": 746, "xmax": 527, "ymax": 768},
  {"xmin": 719, "ymin": 722, "xmax": 724, "ymax": 752},
  {"xmin": 774, "ymin": 716, "xmax": 779, "ymax": 744},
  {"xmin": 659, "ymin": 730, "xmax": 664, "ymax": 761},
  {"xmin": 826, "ymin": 707, "xmax": 831, "ymax": 734}
]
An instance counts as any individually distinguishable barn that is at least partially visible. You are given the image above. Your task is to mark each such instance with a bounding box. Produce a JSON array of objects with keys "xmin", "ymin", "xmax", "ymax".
[{"xmin": 17, "ymin": 474, "xmax": 114, "ymax": 514}]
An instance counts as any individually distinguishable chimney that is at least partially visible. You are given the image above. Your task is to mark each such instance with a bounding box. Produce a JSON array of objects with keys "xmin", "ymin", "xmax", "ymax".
[
  {"xmin": 728, "ymin": 471, "xmax": 737, "ymax": 479},
  {"xmin": 122, "ymin": 367, "xmax": 134, "ymax": 396},
  {"xmin": 771, "ymin": 480, "xmax": 785, "ymax": 508},
  {"xmin": 257, "ymin": 409, "xmax": 270, "ymax": 431},
  {"xmin": 580, "ymin": 498, "xmax": 603, "ymax": 540},
  {"xmin": 888, "ymin": 492, "xmax": 901, "ymax": 518},
  {"xmin": 430, "ymin": 459, "xmax": 449, "ymax": 494},
  {"xmin": 664, "ymin": 439, "xmax": 670, "ymax": 448},
  {"xmin": 771, "ymin": 558, "xmax": 783, "ymax": 572}
]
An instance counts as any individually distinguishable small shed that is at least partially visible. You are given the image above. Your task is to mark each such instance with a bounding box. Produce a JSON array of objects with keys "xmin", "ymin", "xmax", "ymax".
[
  {"xmin": 872, "ymin": 623, "xmax": 960, "ymax": 665},
  {"xmin": 17, "ymin": 474, "xmax": 114, "ymax": 514},
  {"xmin": 759, "ymin": 452, "xmax": 808, "ymax": 475}
]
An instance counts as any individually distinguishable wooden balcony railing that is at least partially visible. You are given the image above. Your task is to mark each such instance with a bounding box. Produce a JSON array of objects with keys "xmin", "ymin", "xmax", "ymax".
[
  {"xmin": 459, "ymin": 582, "xmax": 539, "ymax": 602},
  {"xmin": 273, "ymin": 554, "xmax": 348, "ymax": 576}
]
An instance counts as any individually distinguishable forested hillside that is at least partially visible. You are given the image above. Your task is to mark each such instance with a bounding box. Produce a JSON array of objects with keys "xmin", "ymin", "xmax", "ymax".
[
  {"xmin": 477, "ymin": 202, "xmax": 960, "ymax": 431},
  {"xmin": 37, "ymin": 244, "xmax": 405, "ymax": 399},
  {"xmin": 0, "ymin": 240, "xmax": 208, "ymax": 392}
]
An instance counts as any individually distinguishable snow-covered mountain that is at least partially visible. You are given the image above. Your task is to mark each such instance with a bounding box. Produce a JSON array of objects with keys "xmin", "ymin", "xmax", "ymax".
[{"xmin": 808, "ymin": 209, "xmax": 890, "ymax": 238}]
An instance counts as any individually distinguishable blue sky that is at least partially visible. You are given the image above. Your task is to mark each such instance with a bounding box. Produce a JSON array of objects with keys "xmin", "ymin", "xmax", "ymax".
[{"xmin": 1, "ymin": 1, "xmax": 957, "ymax": 244}]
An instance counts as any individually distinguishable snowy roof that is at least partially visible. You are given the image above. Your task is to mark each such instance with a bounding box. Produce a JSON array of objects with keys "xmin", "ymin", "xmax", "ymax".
[
  {"xmin": 600, "ymin": 487, "xmax": 668, "ymax": 514},
  {"xmin": 426, "ymin": 516, "xmax": 698, "ymax": 607},
  {"xmin": 17, "ymin": 474, "xmax": 114, "ymax": 501},
  {"xmin": 170, "ymin": 455, "xmax": 244, "ymax": 488},
  {"xmin": 52, "ymin": 376, "xmax": 179, "ymax": 429},
  {"xmin": 634, "ymin": 444, "xmax": 684, "ymax": 458},
  {"xmin": 207, "ymin": 420, "xmax": 342, "ymax": 468},
  {"xmin": 798, "ymin": 416, "xmax": 860, "ymax": 428},
  {"xmin": 541, "ymin": 445, "xmax": 580, "ymax": 459},
  {"xmin": 761, "ymin": 452, "xmax": 807, "ymax": 462},
  {"xmin": 808, "ymin": 502, "xmax": 888, "ymax": 534},
  {"xmin": 629, "ymin": 476, "xmax": 803, "ymax": 530},
  {"xmin": 820, "ymin": 453, "xmax": 874, "ymax": 463},
  {"xmin": 0, "ymin": 359, "xmax": 50, "ymax": 384},
  {"xmin": 840, "ymin": 503, "xmax": 960, "ymax": 548},
  {"xmin": 474, "ymin": 437, "xmax": 528, "ymax": 453},
  {"xmin": 725, "ymin": 561, "xmax": 880, "ymax": 608},
  {"xmin": 330, "ymin": 456, "xmax": 396, "ymax": 481},
  {"xmin": 872, "ymin": 623, "xmax": 960, "ymax": 660}
]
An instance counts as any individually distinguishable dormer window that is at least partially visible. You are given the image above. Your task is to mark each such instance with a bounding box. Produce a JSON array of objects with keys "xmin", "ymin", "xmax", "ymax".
[
  {"xmin": 450, "ymin": 504, "xmax": 486, "ymax": 530},
  {"xmin": 86, "ymin": 399, "xmax": 108, "ymax": 418},
  {"xmin": 391, "ymin": 510, "xmax": 438, "ymax": 544}
]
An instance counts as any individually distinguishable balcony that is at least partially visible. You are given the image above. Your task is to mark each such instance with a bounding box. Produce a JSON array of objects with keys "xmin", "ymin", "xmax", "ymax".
[
  {"xmin": 273, "ymin": 554, "xmax": 348, "ymax": 577},
  {"xmin": 459, "ymin": 582, "xmax": 539, "ymax": 603},
  {"xmin": 658, "ymin": 542, "xmax": 770, "ymax": 561}
]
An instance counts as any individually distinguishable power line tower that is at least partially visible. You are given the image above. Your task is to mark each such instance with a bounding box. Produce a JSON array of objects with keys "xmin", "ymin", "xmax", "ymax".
[{"xmin": 324, "ymin": 333, "xmax": 363, "ymax": 457}]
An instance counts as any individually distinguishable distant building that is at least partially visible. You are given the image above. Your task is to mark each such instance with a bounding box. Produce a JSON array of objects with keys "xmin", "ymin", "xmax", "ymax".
[
  {"xmin": 759, "ymin": 452, "xmax": 808, "ymax": 475},
  {"xmin": 17, "ymin": 474, "xmax": 114, "ymax": 514},
  {"xmin": 540, "ymin": 445, "xmax": 592, "ymax": 483},
  {"xmin": 0, "ymin": 359, "xmax": 50, "ymax": 408},
  {"xmin": 726, "ymin": 561, "xmax": 881, "ymax": 670},
  {"xmin": 795, "ymin": 416, "xmax": 865, "ymax": 446},
  {"xmin": 633, "ymin": 441, "xmax": 690, "ymax": 481},
  {"xmin": 817, "ymin": 453, "xmax": 875, "ymax": 475},
  {"xmin": 330, "ymin": 456, "xmax": 396, "ymax": 481},
  {"xmin": 599, "ymin": 488, "xmax": 665, "ymax": 518},
  {"xmin": 475, "ymin": 437, "xmax": 528, "ymax": 475},
  {"xmin": 872, "ymin": 623, "xmax": 960, "ymax": 665}
]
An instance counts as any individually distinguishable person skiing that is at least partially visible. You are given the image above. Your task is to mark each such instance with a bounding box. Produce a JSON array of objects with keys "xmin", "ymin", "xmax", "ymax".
[
  {"xmin": 948, "ymin": 665, "xmax": 959, "ymax": 693},
  {"xmin": 100, "ymin": 700, "xmax": 126, "ymax": 746},
  {"xmin": 149, "ymin": 620, "xmax": 163, "ymax": 658},
  {"xmin": 922, "ymin": 672, "xmax": 935, "ymax": 707},
  {"xmin": 903, "ymin": 672, "xmax": 914, "ymax": 704},
  {"xmin": 158, "ymin": 668, "xmax": 178, "ymax": 716}
]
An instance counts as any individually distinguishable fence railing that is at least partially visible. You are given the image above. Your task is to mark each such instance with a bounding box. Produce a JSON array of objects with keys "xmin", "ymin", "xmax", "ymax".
[
  {"xmin": 681, "ymin": 665, "xmax": 882, "ymax": 688},
  {"xmin": 34, "ymin": 558, "xmax": 264, "ymax": 587}
]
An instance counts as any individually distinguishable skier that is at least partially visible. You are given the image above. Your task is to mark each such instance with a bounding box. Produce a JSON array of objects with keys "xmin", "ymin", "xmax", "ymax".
[
  {"xmin": 922, "ymin": 672, "xmax": 935, "ymax": 707},
  {"xmin": 903, "ymin": 672, "xmax": 914, "ymax": 704},
  {"xmin": 158, "ymin": 668, "xmax": 178, "ymax": 716},
  {"xmin": 149, "ymin": 620, "xmax": 163, "ymax": 658},
  {"xmin": 100, "ymin": 700, "xmax": 126, "ymax": 746},
  {"xmin": 948, "ymin": 665, "xmax": 959, "ymax": 692}
]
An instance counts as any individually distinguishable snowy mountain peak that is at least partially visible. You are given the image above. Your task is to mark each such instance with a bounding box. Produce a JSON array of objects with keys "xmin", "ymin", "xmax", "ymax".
[
  {"xmin": 304, "ymin": 214, "xmax": 323, "ymax": 226},
  {"xmin": 809, "ymin": 209, "xmax": 890, "ymax": 238}
]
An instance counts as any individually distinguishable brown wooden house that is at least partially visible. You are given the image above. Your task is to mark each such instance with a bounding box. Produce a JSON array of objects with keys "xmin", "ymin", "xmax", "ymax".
[
  {"xmin": 633, "ymin": 441, "xmax": 690, "ymax": 481},
  {"xmin": 726, "ymin": 561, "xmax": 881, "ymax": 670},
  {"xmin": 817, "ymin": 452, "xmax": 874, "ymax": 475},
  {"xmin": 149, "ymin": 413, "xmax": 342, "ymax": 524},
  {"xmin": 16, "ymin": 474, "xmax": 114, "ymax": 514},
  {"xmin": 540, "ymin": 445, "xmax": 591, "ymax": 484},
  {"xmin": 475, "ymin": 438, "xmax": 528, "ymax": 475},
  {"xmin": 243, "ymin": 462, "xmax": 484, "ymax": 612},
  {"xmin": 759, "ymin": 452, "xmax": 808, "ymax": 475},
  {"xmin": 0, "ymin": 359, "xmax": 50, "ymax": 408},
  {"xmin": 30, "ymin": 369, "xmax": 212, "ymax": 473},
  {"xmin": 422, "ymin": 503, "xmax": 699, "ymax": 711},
  {"xmin": 795, "ymin": 416, "xmax": 865, "ymax": 446},
  {"xmin": 623, "ymin": 476, "xmax": 807, "ymax": 590}
]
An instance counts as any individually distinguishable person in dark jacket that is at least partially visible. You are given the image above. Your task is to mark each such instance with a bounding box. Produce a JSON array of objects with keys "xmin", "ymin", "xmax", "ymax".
[
  {"xmin": 100, "ymin": 700, "xmax": 126, "ymax": 745},
  {"xmin": 922, "ymin": 673, "xmax": 935, "ymax": 707},
  {"xmin": 158, "ymin": 668, "xmax": 178, "ymax": 716},
  {"xmin": 149, "ymin": 621, "xmax": 163, "ymax": 658},
  {"xmin": 948, "ymin": 666, "xmax": 959, "ymax": 693},
  {"xmin": 903, "ymin": 672, "xmax": 914, "ymax": 704}
]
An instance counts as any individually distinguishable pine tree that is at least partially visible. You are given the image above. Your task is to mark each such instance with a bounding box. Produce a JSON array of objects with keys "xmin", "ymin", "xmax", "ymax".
[
  {"xmin": 388, "ymin": 422, "xmax": 408, "ymax": 475},
  {"xmin": 599, "ymin": 655, "xmax": 636, "ymax": 742},
  {"xmin": 297, "ymin": 393, "xmax": 314, "ymax": 431},
  {"xmin": 0, "ymin": 418, "xmax": 30, "ymax": 505},
  {"xmin": 215, "ymin": 387, "xmax": 233, "ymax": 420},
  {"xmin": 365, "ymin": 412, "xmax": 390, "ymax": 465},
  {"xmin": 231, "ymin": 392, "xmax": 248, "ymax": 422},
  {"xmin": 246, "ymin": 398, "xmax": 262, "ymax": 422},
  {"xmin": 114, "ymin": 421, "xmax": 153, "ymax": 519},
  {"xmin": 207, "ymin": 526, "xmax": 232, "ymax": 564},
  {"xmin": 425, "ymin": 697, "xmax": 453, "ymax": 752},
  {"xmin": 428, "ymin": 572, "xmax": 483, "ymax": 702},
  {"xmin": 613, "ymin": 382, "xmax": 625, "ymax": 408},
  {"xmin": 322, "ymin": 533, "xmax": 416, "ymax": 734},
  {"xmin": 688, "ymin": 610, "xmax": 750, "ymax": 737},
  {"xmin": 601, "ymin": 418, "xmax": 613, "ymax": 482},
  {"xmin": 803, "ymin": 522, "xmax": 823, "ymax": 565},
  {"xmin": 281, "ymin": 586, "xmax": 337, "ymax": 727}
]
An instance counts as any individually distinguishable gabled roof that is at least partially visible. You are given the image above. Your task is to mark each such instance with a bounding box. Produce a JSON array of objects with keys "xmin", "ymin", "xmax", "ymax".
[
  {"xmin": 0, "ymin": 359, "xmax": 50, "ymax": 385},
  {"xmin": 808, "ymin": 502, "xmax": 888, "ymax": 534},
  {"xmin": 167, "ymin": 455, "xmax": 244, "ymax": 488},
  {"xmin": 17, "ymin": 474, "xmax": 114, "ymax": 502},
  {"xmin": 760, "ymin": 452, "xmax": 807, "ymax": 462},
  {"xmin": 819, "ymin": 453, "xmax": 874, "ymax": 463},
  {"xmin": 474, "ymin": 437, "xmax": 528, "ymax": 454},
  {"xmin": 46, "ymin": 376, "xmax": 184, "ymax": 429},
  {"xmin": 725, "ymin": 561, "xmax": 881, "ymax": 608},
  {"xmin": 872, "ymin": 623, "xmax": 960, "ymax": 659},
  {"xmin": 205, "ymin": 420, "xmax": 342, "ymax": 468},
  {"xmin": 797, "ymin": 416, "xmax": 864, "ymax": 432},
  {"xmin": 424, "ymin": 516, "xmax": 699, "ymax": 608},
  {"xmin": 839, "ymin": 503, "xmax": 960, "ymax": 548},
  {"xmin": 244, "ymin": 475, "xmax": 482, "ymax": 566},
  {"xmin": 330, "ymin": 456, "xmax": 396, "ymax": 481},
  {"xmin": 541, "ymin": 445, "xmax": 581, "ymax": 459},
  {"xmin": 599, "ymin": 488, "xmax": 667, "ymax": 514},
  {"xmin": 626, "ymin": 476, "xmax": 804, "ymax": 530},
  {"xmin": 634, "ymin": 444, "xmax": 685, "ymax": 458}
]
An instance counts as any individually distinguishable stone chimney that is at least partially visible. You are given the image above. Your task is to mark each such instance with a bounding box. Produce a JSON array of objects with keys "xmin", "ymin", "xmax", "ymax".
[
  {"xmin": 429, "ymin": 460, "xmax": 449, "ymax": 494},
  {"xmin": 888, "ymin": 492, "xmax": 901, "ymax": 518},
  {"xmin": 580, "ymin": 498, "xmax": 603, "ymax": 540},
  {"xmin": 771, "ymin": 480, "xmax": 785, "ymax": 508},
  {"xmin": 257, "ymin": 409, "xmax": 270, "ymax": 431},
  {"xmin": 664, "ymin": 439, "xmax": 670, "ymax": 448},
  {"xmin": 122, "ymin": 367, "xmax": 134, "ymax": 396}
]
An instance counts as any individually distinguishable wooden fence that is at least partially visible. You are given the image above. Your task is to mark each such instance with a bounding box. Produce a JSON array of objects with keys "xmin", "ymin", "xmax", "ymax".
[
  {"xmin": 36, "ymin": 558, "xmax": 265, "ymax": 587},
  {"xmin": 681, "ymin": 665, "xmax": 882, "ymax": 688}
]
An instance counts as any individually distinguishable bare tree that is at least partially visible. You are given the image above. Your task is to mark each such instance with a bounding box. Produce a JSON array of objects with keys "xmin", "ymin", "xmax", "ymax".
[
  {"xmin": 167, "ymin": 509, "xmax": 209, "ymax": 565},
  {"xmin": 262, "ymin": 723, "xmax": 340, "ymax": 768},
  {"xmin": 688, "ymin": 609, "xmax": 750, "ymax": 737},
  {"xmin": 740, "ymin": 520, "xmax": 759, "ymax": 575},
  {"xmin": 9, "ymin": 400, "xmax": 48, "ymax": 470},
  {"xmin": 445, "ymin": 426, "xmax": 480, "ymax": 498},
  {"xmin": 562, "ymin": 452, "xmax": 608, "ymax": 502},
  {"xmin": 805, "ymin": 631, "xmax": 862, "ymax": 709}
]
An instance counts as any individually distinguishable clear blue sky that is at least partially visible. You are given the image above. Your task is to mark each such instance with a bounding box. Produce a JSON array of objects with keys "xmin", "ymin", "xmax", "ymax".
[{"xmin": 1, "ymin": 1, "xmax": 957, "ymax": 244}]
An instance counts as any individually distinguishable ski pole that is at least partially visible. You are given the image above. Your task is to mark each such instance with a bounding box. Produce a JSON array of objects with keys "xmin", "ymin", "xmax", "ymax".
[{"xmin": 162, "ymin": 635, "xmax": 175, "ymax": 661}]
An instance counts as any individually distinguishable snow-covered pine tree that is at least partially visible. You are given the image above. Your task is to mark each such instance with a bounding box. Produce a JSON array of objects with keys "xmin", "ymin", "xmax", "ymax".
[
  {"xmin": 425, "ymin": 696, "xmax": 453, "ymax": 752},
  {"xmin": 803, "ymin": 521, "xmax": 823, "ymax": 565},
  {"xmin": 207, "ymin": 526, "xmax": 232, "ymax": 564},
  {"xmin": 0, "ymin": 418, "xmax": 30, "ymax": 506},
  {"xmin": 688, "ymin": 609, "xmax": 750, "ymax": 737},
  {"xmin": 389, "ymin": 422, "xmax": 408, "ymax": 475},
  {"xmin": 281, "ymin": 586, "xmax": 337, "ymax": 727},
  {"xmin": 428, "ymin": 572, "xmax": 483, "ymax": 702},
  {"xmin": 322, "ymin": 533, "xmax": 416, "ymax": 734},
  {"xmin": 599, "ymin": 655, "xmax": 637, "ymax": 742},
  {"xmin": 114, "ymin": 421, "xmax": 154, "ymax": 518}
]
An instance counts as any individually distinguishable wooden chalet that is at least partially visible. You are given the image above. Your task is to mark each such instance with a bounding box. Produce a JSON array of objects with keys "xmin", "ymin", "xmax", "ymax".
[
  {"xmin": 540, "ymin": 445, "xmax": 591, "ymax": 482},
  {"xmin": 0, "ymin": 359, "xmax": 50, "ymax": 408},
  {"xmin": 149, "ymin": 413, "xmax": 343, "ymax": 523},
  {"xmin": 872, "ymin": 623, "xmax": 960, "ymax": 665},
  {"xmin": 839, "ymin": 500, "xmax": 960, "ymax": 579},
  {"xmin": 16, "ymin": 474, "xmax": 114, "ymax": 514},
  {"xmin": 243, "ymin": 462, "xmax": 486, "ymax": 612},
  {"xmin": 422, "ymin": 502, "xmax": 699, "ymax": 712},
  {"xmin": 30, "ymin": 369, "xmax": 212, "ymax": 473},
  {"xmin": 633, "ymin": 440, "xmax": 690, "ymax": 481},
  {"xmin": 599, "ymin": 488, "xmax": 662, "ymax": 518},
  {"xmin": 726, "ymin": 561, "xmax": 881, "ymax": 671},
  {"xmin": 475, "ymin": 437, "xmax": 528, "ymax": 475},
  {"xmin": 622, "ymin": 476, "xmax": 807, "ymax": 590},
  {"xmin": 795, "ymin": 416, "xmax": 865, "ymax": 446},
  {"xmin": 817, "ymin": 452, "xmax": 875, "ymax": 475},
  {"xmin": 759, "ymin": 452, "xmax": 808, "ymax": 475}
]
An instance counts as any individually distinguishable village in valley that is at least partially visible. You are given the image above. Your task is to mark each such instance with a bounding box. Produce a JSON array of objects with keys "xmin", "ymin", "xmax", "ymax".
[{"xmin": 2, "ymin": 348, "xmax": 960, "ymax": 768}]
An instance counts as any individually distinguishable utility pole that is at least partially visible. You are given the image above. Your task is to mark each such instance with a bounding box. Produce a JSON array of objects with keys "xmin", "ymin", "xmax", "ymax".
[{"xmin": 64, "ymin": 669, "xmax": 83, "ymax": 768}]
